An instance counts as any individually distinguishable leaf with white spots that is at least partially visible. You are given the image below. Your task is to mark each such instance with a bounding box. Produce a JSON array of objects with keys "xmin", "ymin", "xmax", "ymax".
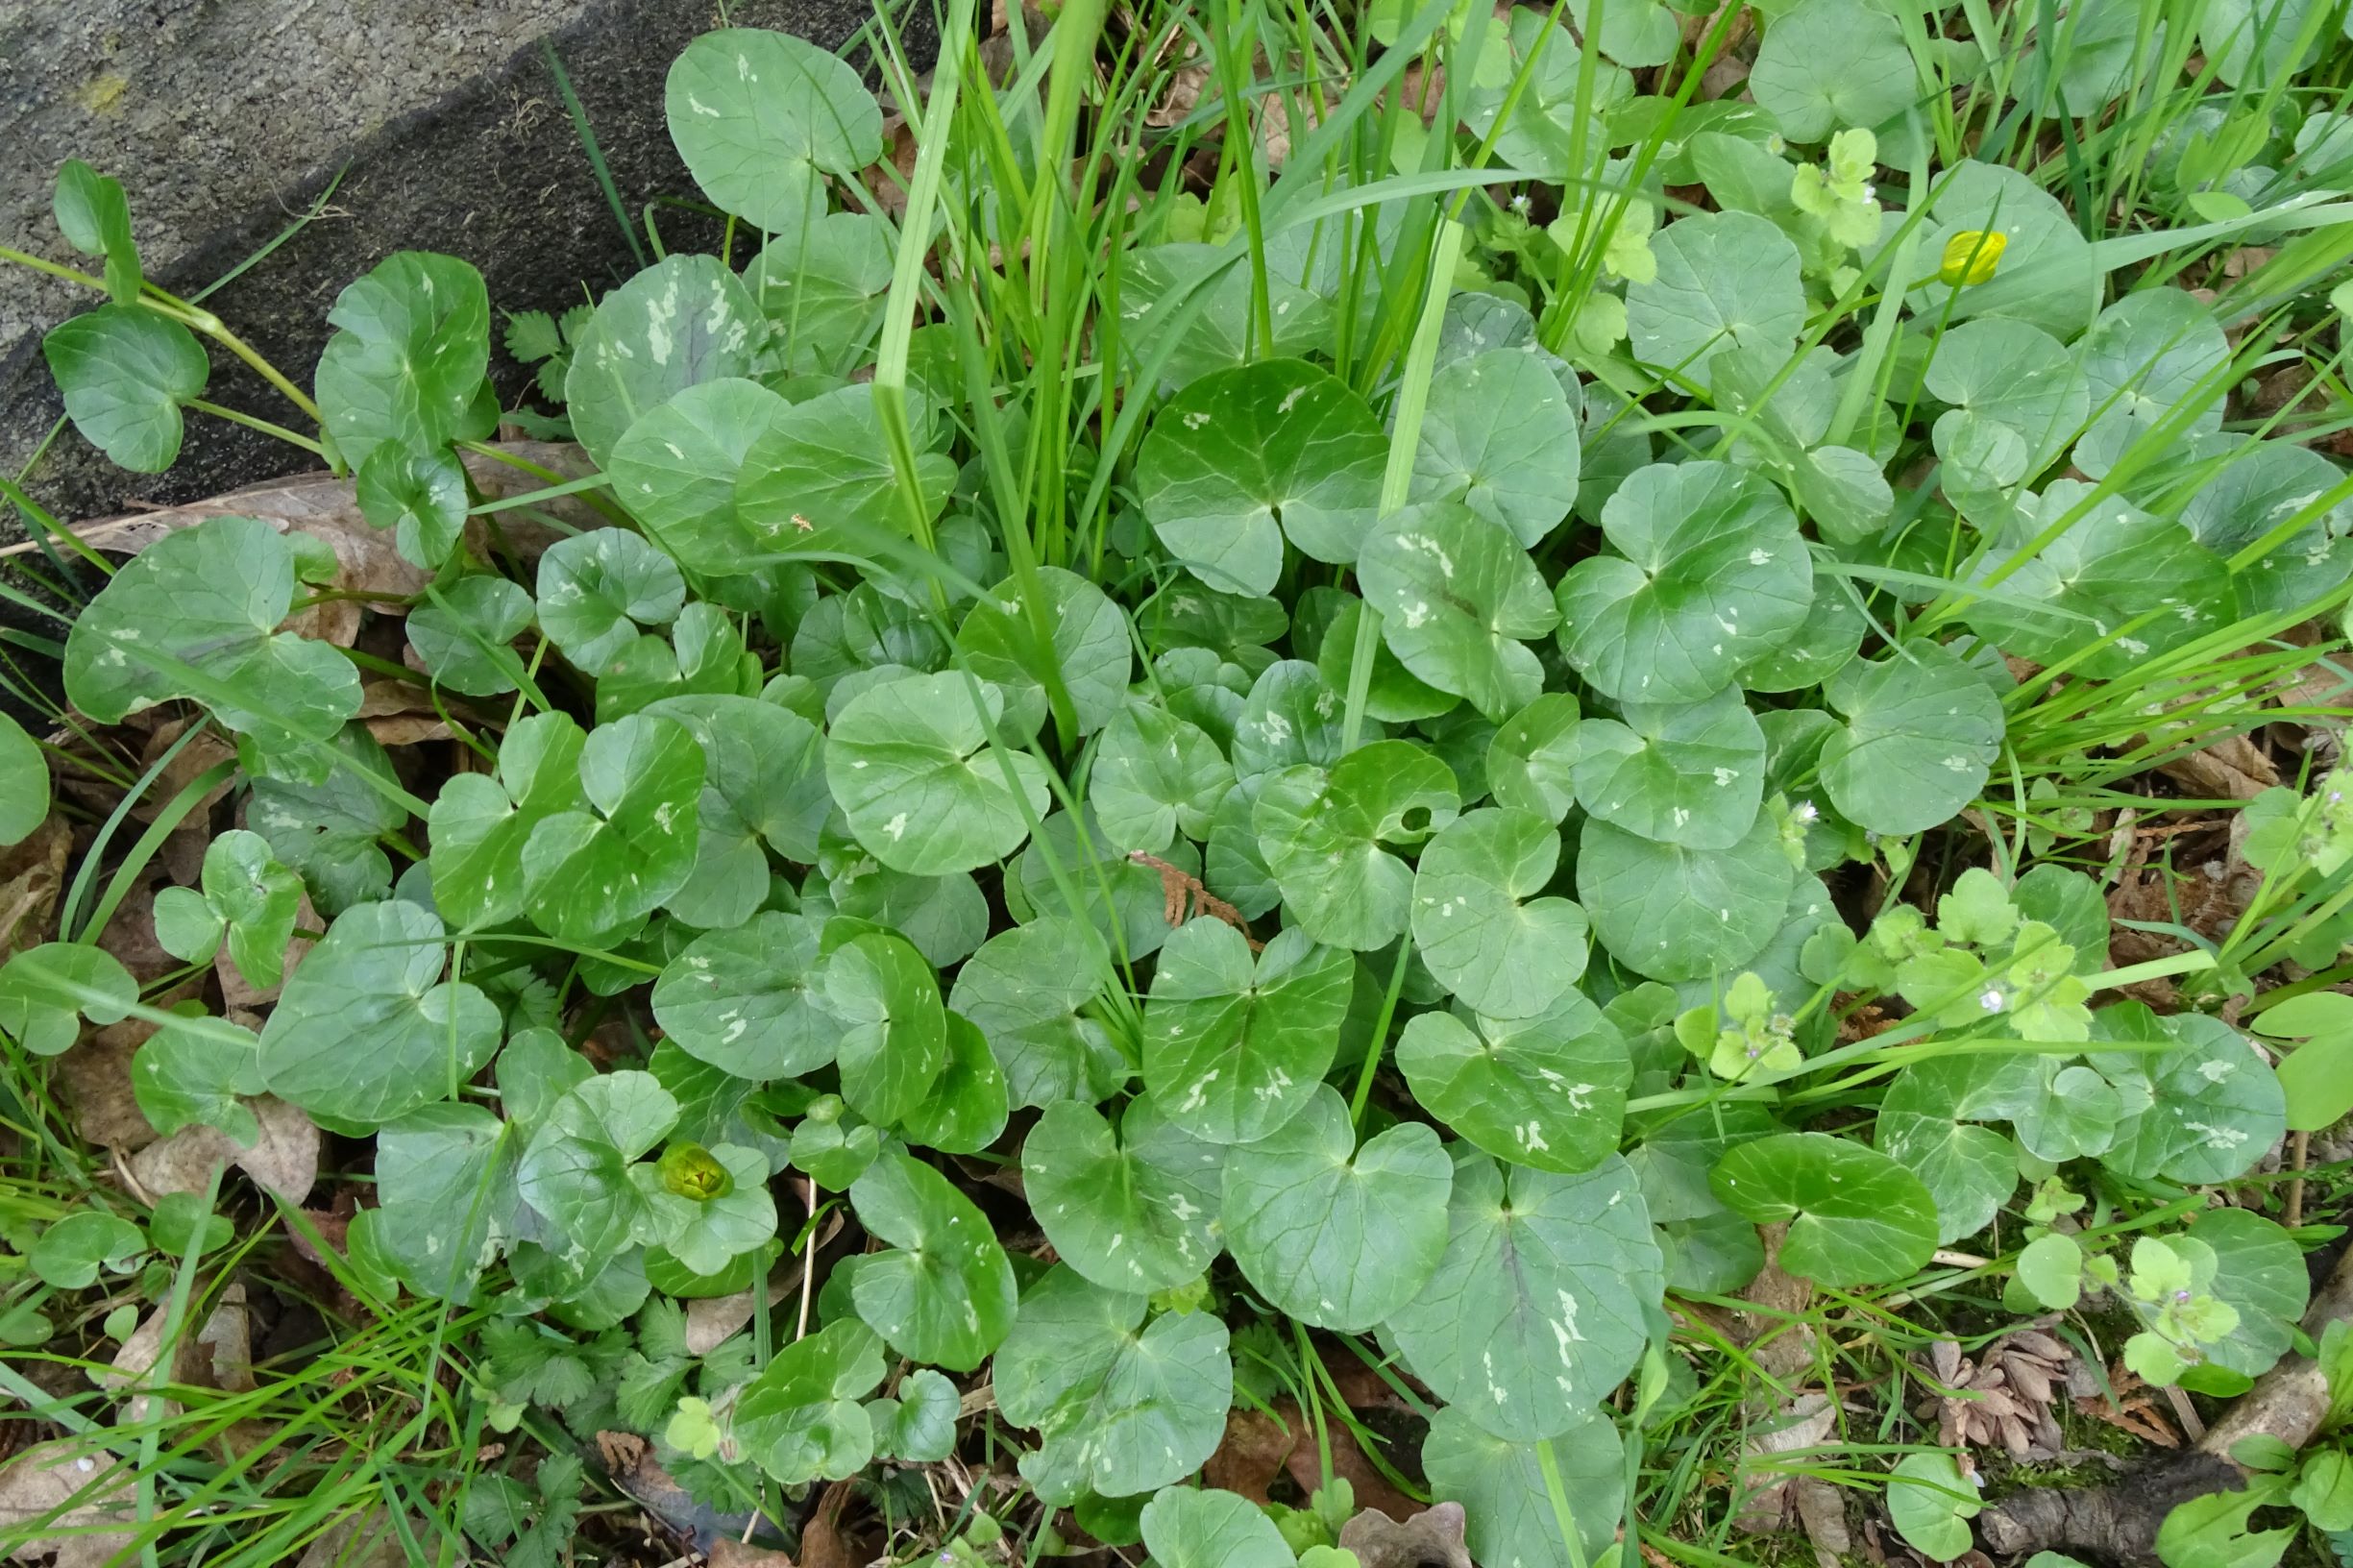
[
  {"xmin": 535, "ymin": 528, "xmax": 687, "ymax": 673},
  {"xmin": 1625, "ymin": 211, "xmax": 1805, "ymax": 379},
  {"xmin": 1142, "ymin": 919, "xmax": 1355, "ymax": 1145},
  {"xmin": 948, "ymin": 917, "xmax": 1126, "ymax": 1108},
  {"xmin": 1816, "ymin": 645, "xmax": 2003, "ymax": 837},
  {"xmin": 2073, "ymin": 287, "xmax": 2228, "ymax": 478},
  {"xmin": 825, "ymin": 671, "xmax": 1052, "ymax": 876},
  {"xmin": 994, "ymin": 1265, "xmax": 1234, "ymax": 1504},
  {"xmin": 958, "ymin": 567, "xmax": 1134, "ymax": 740},
  {"xmin": 2188, "ymin": 1209, "xmax": 2307, "ymax": 1380},
  {"xmin": 609, "ymin": 378, "xmax": 790, "ymax": 575},
  {"xmin": 1024, "ymin": 1093, "xmax": 1224, "ymax": 1293},
  {"xmin": 1359, "ymin": 501, "xmax": 1559, "ymax": 723},
  {"xmin": 1425, "ymin": 1405, "xmax": 1625, "ymax": 1568},
  {"xmin": 644, "ymin": 692, "xmax": 831, "ymax": 922},
  {"xmin": 900, "ymin": 1011, "xmax": 1009, "ymax": 1155},
  {"xmin": 1387, "ymin": 1149, "xmax": 1663, "ymax": 1441},
  {"xmin": 515, "ymin": 1070, "xmax": 682, "ymax": 1260},
  {"xmin": 1573, "ymin": 688, "xmax": 1767, "ymax": 851},
  {"xmin": 1960, "ymin": 483, "xmax": 2227, "ymax": 678},
  {"xmin": 257, "ymin": 901, "xmax": 502, "ymax": 1128},
  {"xmin": 735, "ymin": 1317, "xmax": 888, "ymax": 1484},
  {"xmin": 2093, "ymin": 1004, "xmax": 2286, "ymax": 1187},
  {"xmin": 823, "ymin": 929, "xmax": 948, "ymax": 1129},
  {"xmin": 1577, "ymin": 812, "xmax": 1794, "ymax": 983},
  {"xmin": 1230, "ymin": 659, "xmax": 1350, "ymax": 780},
  {"xmin": 1486, "ymin": 693, "xmax": 1583, "ymax": 823},
  {"xmin": 1556, "ymin": 460, "xmax": 1813, "ymax": 705},
  {"xmin": 426, "ymin": 712, "xmax": 588, "ymax": 931},
  {"xmin": 733, "ymin": 384, "xmax": 960, "ymax": 562},
  {"xmin": 1926, "ymin": 318, "xmax": 2088, "ymax": 498},
  {"xmin": 1410, "ymin": 807, "xmax": 1588, "ymax": 1018},
  {"xmin": 1222, "ymin": 1085, "xmax": 1452, "ymax": 1331},
  {"xmin": 1256, "ymin": 742, "xmax": 1460, "ymax": 951},
  {"xmin": 2174, "ymin": 436, "xmax": 2353, "ymax": 619},
  {"xmin": 1135, "ymin": 357, "xmax": 1385, "ymax": 595},
  {"xmin": 63, "ymin": 513, "xmax": 362, "ymax": 755},
  {"xmin": 564, "ymin": 254, "xmax": 763, "ymax": 466},
  {"xmin": 664, "ymin": 29, "xmax": 882, "ymax": 233},
  {"xmin": 314, "ymin": 252, "xmax": 489, "ymax": 474},
  {"xmin": 1090, "ymin": 699, "xmax": 1236, "ymax": 855},
  {"xmin": 1709, "ymin": 1132, "xmax": 1940, "ymax": 1286},
  {"xmin": 1412, "ymin": 349, "xmax": 1582, "ymax": 548},
  {"xmin": 651, "ymin": 912, "xmax": 834, "ymax": 1080},
  {"xmin": 517, "ymin": 713, "xmax": 705, "ymax": 943},
  {"xmin": 1397, "ymin": 991, "xmax": 1631, "ymax": 1175},
  {"xmin": 847, "ymin": 1149, "xmax": 1017, "ymax": 1371}
]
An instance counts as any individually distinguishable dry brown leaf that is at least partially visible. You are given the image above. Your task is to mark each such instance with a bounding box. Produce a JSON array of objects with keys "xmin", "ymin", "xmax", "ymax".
[
  {"xmin": 2157, "ymin": 736, "xmax": 2276, "ymax": 801},
  {"xmin": 1338, "ymin": 1501, "xmax": 1473, "ymax": 1568},
  {"xmin": 0, "ymin": 1440, "xmax": 135, "ymax": 1568},
  {"xmin": 91, "ymin": 868, "xmax": 183, "ymax": 985},
  {"xmin": 1794, "ymin": 1475, "xmax": 1854, "ymax": 1568},
  {"xmin": 686, "ymin": 1277, "xmax": 794, "ymax": 1358},
  {"xmin": 1201, "ymin": 1401, "xmax": 1420, "ymax": 1524},
  {"xmin": 128, "ymin": 1097, "xmax": 319, "ymax": 1204},
  {"xmin": 0, "ymin": 817, "xmax": 69, "ymax": 959},
  {"xmin": 57, "ymin": 1015, "xmax": 164, "ymax": 1152},
  {"xmin": 214, "ymin": 891, "xmax": 317, "ymax": 1013},
  {"xmin": 1735, "ymin": 1391, "xmax": 1839, "ymax": 1534},
  {"xmin": 709, "ymin": 1543, "xmax": 799, "ymax": 1567},
  {"xmin": 798, "ymin": 1478, "xmax": 860, "ymax": 1568}
]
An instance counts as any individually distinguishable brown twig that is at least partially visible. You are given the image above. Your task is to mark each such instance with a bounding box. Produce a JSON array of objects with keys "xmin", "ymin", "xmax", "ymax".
[
  {"xmin": 1127, "ymin": 850, "xmax": 1263, "ymax": 950},
  {"xmin": 2287, "ymin": 1130, "xmax": 2310, "ymax": 1229}
]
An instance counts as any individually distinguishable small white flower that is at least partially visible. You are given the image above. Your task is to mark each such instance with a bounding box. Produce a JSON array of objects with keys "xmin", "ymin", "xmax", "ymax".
[
  {"xmin": 1792, "ymin": 799, "xmax": 1820, "ymax": 824},
  {"xmin": 1979, "ymin": 988, "xmax": 2006, "ymax": 1014},
  {"xmin": 1510, "ymin": 192, "xmax": 1532, "ymax": 213}
]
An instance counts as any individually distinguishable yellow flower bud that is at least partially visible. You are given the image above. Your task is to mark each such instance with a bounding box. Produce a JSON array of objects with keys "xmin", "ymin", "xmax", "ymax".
[{"xmin": 1939, "ymin": 229, "xmax": 2007, "ymax": 287}]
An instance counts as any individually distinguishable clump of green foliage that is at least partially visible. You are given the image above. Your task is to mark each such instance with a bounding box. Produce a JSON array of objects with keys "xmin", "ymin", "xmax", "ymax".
[{"xmin": 3, "ymin": 0, "xmax": 2351, "ymax": 1562}]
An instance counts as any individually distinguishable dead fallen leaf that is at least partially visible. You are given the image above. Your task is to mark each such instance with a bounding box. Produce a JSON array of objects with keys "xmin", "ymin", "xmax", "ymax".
[
  {"xmin": 1202, "ymin": 1400, "xmax": 1419, "ymax": 1524},
  {"xmin": 1734, "ymin": 1391, "xmax": 1839, "ymax": 1534},
  {"xmin": 1338, "ymin": 1502, "xmax": 1473, "ymax": 1568},
  {"xmin": 0, "ymin": 1440, "xmax": 135, "ymax": 1568},
  {"xmin": 214, "ymin": 891, "xmax": 318, "ymax": 1013},
  {"xmin": 2157, "ymin": 735, "xmax": 2277, "ymax": 801},
  {"xmin": 1918, "ymin": 1330, "xmax": 2072, "ymax": 1460},
  {"xmin": 709, "ymin": 1543, "xmax": 799, "ymax": 1567},
  {"xmin": 686, "ymin": 1277, "xmax": 794, "ymax": 1358},
  {"xmin": 1794, "ymin": 1474, "xmax": 1854, "ymax": 1568},
  {"xmin": 58, "ymin": 1017, "xmax": 164, "ymax": 1152},
  {"xmin": 798, "ymin": 1478, "xmax": 859, "ymax": 1568},
  {"xmin": 128, "ymin": 1097, "xmax": 319, "ymax": 1203},
  {"xmin": 0, "ymin": 817, "xmax": 69, "ymax": 958}
]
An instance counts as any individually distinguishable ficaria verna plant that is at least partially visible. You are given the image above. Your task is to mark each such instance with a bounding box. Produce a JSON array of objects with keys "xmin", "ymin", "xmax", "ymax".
[{"xmin": 3, "ymin": 0, "xmax": 2352, "ymax": 1562}]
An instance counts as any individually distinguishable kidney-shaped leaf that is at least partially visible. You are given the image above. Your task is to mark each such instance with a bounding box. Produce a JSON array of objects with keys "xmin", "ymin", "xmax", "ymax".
[
  {"xmin": 1410, "ymin": 807, "xmax": 1588, "ymax": 1018},
  {"xmin": 1817, "ymin": 646, "xmax": 2002, "ymax": 836},
  {"xmin": 1142, "ymin": 920, "xmax": 1354, "ymax": 1144},
  {"xmin": 315, "ymin": 252, "xmax": 489, "ymax": 472},
  {"xmin": 1135, "ymin": 358, "xmax": 1385, "ymax": 594},
  {"xmin": 1627, "ymin": 212, "xmax": 1805, "ymax": 378},
  {"xmin": 652, "ymin": 911, "xmax": 833, "ymax": 1079},
  {"xmin": 258, "ymin": 901, "xmax": 501, "ymax": 1126},
  {"xmin": 43, "ymin": 305, "xmax": 208, "ymax": 473},
  {"xmin": 1556, "ymin": 461, "xmax": 1812, "ymax": 704},
  {"xmin": 1388, "ymin": 1150, "xmax": 1663, "ymax": 1441},
  {"xmin": 1413, "ymin": 349, "xmax": 1582, "ymax": 547},
  {"xmin": 848, "ymin": 1149, "xmax": 1017, "ymax": 1370},
  {"xmin": 1025, "ymin": 1094, "xmax": 1223, "ymax": 1294},
  {"xmin": 1578, "ymin": 813, "xmax": 1794, "ymax": 982},
  {"xmin": 1222, "ymin": 1085, "xmax": 1453, "ymax": 1331},
  {"xmin": 1360, "ymin": 501, "xmax": 1559, "ymax": 721},
  {"xmin": 994, "ymin": 1265, "xmax": 1234, "ymax": 1504},
  {"xmin": 665, "ymin": 29, "xmax": 882, "ymax": 233},
  {"xmin": 1573, "ymin": 688, "xmax": 1767, "ymax": 851},
  {"xmin": 826, "ymin": 672, "xmax": 1052, "ymax": 875},
  {"xmin": 518, "ymin": 713, "xmax": 705, "ymax": 943},
  {"xmin": 65, "ymin": 513, "xmax": 362, "ymax": 753},
  {"xmin": 564, "ymin": 254, "xmax": 762, "ymax": 466},
  {"xmin": 1140, "ymin": 1486, "xmax": 1296, "ymax": 1568},
  {"xmin": 1709, "ymin": 1132, "xmax": 1939, "ymax": 1286},
  {"xmin": 736, "ymin": 1316, "xmax": 888, "ymax": 1484},
  {"xmin": 1397, "ymin": 991, "xmax": 1631, "ymax": 1174}
]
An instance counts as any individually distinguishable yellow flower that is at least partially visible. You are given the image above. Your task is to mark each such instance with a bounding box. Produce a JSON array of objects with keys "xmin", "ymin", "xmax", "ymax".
[{"xmin": 1939, "ymin": 229, "xmax": 2007, "ymax": 287}]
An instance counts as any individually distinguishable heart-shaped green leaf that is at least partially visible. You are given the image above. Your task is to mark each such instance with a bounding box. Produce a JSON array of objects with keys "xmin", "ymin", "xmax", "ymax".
[
  {"xmin": 994, "ymin": 1265, "xmax": 1234, "ymax": 1504},
  {"xmin": 1709, "ymin": 1132, "xmax": 1939, "ymax": 1286},
  {"xmin": 258, "ymin": 901, "xmax": 501, "ymax": 1126},
  {"xmin": 1413, "ymin": 350, "xmax": 1582, "ymax": 547},
  {"xmin": 1556, "ymin": 461, "xmax": 1813, "ymax": 705},
  {"xmin": 1025, "ymin": 1093, "xmax": 1223, "ymax": 1293},
  {"xmin": 824, "ymin": 929, "xmax": 948, "ymax": 1128},
  {"xmin": 1091, "ymin": 700, "xmax": 1236, "ymax": 855},
  {"xmin": 535, "ymin": 529, "xmax": 687, "ymax": 673},
  {"xmin": 610, "ymin": 378, "xmax": 789, "ymax": 573},
  {"xmin": 1410, "ymin": 807, "xmax": 1588, "ymax": 1018},
  {"xmin": 958, "ymin": 567, "xmax": 1133, "ymax": 739},
  {"xmin": 564, "ymin": 254, "xmax": 762, "ymax": 465},
  {"xmin": 1388, "ymin": 1150, "xmax": 1663, "ymax": 1440},
  {"xmin": 1139, "ymin": 1486, "xmax": 1296, "ymax": 1568},
  {"xmin": 1397, "ymin": 990, "xmax": 1630, "ymax": 1174},
  {"xmin": 950, "ymin": 918, "xmax": 1123, "ymax": 1108},
  {"xmin": 1626, "ymin": 212, "xmax": 1804, "ymax": 377},
  {"xmin": 64, "ymin": 513, "xmax": 362, "ymax": 752},
  {"xmin": 826, "ymin": 672, "xmax": 1052, "ymax": 876},
  {"xmin": 1142, "ymin": 920, "xmax": 1354, "ymax": 1144},
  {"xmin": 1222, "ymin": 1084, "xmax": 1452, "ymax": 1331},
  {"xmin": 1135, "ymin": 358, "xmax": 1385, "ymax": 593},
  {"xmin": 1573, "ymin": 689, "xmax": 1767, "ymax": 850},
  {"xmin": 1486, "ymin": 694, "xmax": 1582, "ymax": 823},
  {"xmin": 408, "ymin": 576, "xmax": 535, "ymax": 698},
  {"xmin": 1426, "ymin": 1405, "xmax": 1624, "ymax": 1568},
  {"xmin": 1817, "ymin": 645, "xmax": 2003, "ymax": 836},
  {"xmin": 1578, "ymin": 812, "xmax": 1794, "ymax": 982},
  {"xmin": 848, "ymin": 1149, "xmax": 1017, "ymax": 1370},
  {"xmin": 736, "ymin": 1316, "xmax": 888, "ymax": 1483},
  {"xmin": 316, "ymin": 252, "xmax": 489, "ymax": 473},
  {"xmin": 1258, "ymin": 741, "xmax": 1459, "ymax": 951},
  {"xmin": 1750, "ymin": 0, "xmax": 1918, "ymax": 141},
  {"xmin": 43, "ymin": 306, "xmax": 207, "ymax": 473},
  {"xmin": 519, "ymin": 713, "xmax": 705, "ymax": 943},
  {"xmin": 652, "ymin": 912, "xmax": 832, "ymax": 1078},
  {"xmin": 1358, "ymin": 502, "xmax": 1559, "ymax": 722},
  {"xmin": 0, "ymin": 943, "xmax": 135, "ymax": 1057},
  {"xmin": 664, "ymin": 28, "xmax": 882, "ymax": 232}
]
